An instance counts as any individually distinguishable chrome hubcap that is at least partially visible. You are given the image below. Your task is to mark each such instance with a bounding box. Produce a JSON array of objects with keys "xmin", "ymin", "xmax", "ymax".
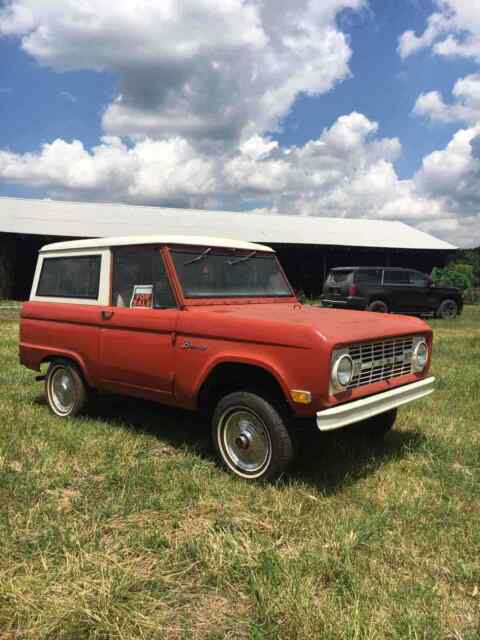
[
  {"xmin": 221, "ymin": 409, "xmax": 271, "ymax": 475},
  {"xmin": 50, "ymin": 368, "xmax": 75, "ymax": 414}
]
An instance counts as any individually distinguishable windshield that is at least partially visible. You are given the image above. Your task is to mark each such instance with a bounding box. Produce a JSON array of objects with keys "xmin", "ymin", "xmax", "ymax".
[{"xmin": 171, "ymin": 249, "xmax": 292, "ymax": 298}]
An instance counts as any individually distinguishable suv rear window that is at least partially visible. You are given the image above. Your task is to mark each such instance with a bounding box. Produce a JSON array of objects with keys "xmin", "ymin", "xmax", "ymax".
[
  {"xmin": 326, "ymin": 270, "xmax": 354, "ymax": 285},
  {"xmin": 37, "ymin": 255, "xmax": 101, "ymax": 299}
]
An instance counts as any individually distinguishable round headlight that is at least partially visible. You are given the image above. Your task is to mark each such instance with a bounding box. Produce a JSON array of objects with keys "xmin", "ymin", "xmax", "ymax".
[
  {"xmin": 332, "ymin": 354, "xmax": 354, "ymax": 389},
  {"xmin": 413, "ymin": 341, "xmax": 428, "ymax": 371}
]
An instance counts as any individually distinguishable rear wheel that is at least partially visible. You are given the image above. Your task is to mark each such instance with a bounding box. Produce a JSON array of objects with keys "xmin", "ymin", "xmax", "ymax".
[
  {"xmin": 212, "ymin": 391, "xmax": 293, "ymax": 481},
  {"xmin": 355, "ymin": 408, "xmax": 397, "ymax": 438},
  {"xmin": 45, "ymin": 359, "xmax": 89, "ymax": 417},
  {"xmin": 367, "ymin": 299, "xmax": 389, "ymax": 313},
  {"xmin": 436, "ymin": 298, "xmax": 458, "ymax": 320}
]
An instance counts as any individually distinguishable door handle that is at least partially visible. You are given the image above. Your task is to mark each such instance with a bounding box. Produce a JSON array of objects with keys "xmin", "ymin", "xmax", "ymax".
[{"xmin": 101, "ymin": 310, "xmax": 114, "ymax": 320}]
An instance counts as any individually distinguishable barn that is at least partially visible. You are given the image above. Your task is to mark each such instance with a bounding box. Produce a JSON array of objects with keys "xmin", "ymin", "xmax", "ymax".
[{"xmin": 0, "ymin": 196, "xmax": 456, "ymax": 300}]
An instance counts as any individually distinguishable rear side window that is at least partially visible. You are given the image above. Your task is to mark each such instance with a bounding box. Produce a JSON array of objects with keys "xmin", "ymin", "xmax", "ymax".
[
  {"xmin": 383, "ymin": 270, "xmax": 410, "ymax": 285},
  {"xmin": 37, "ymin": 255, "xmax": 101, "ymax": 299},
  {"xmin": 355, "ymin": 269, "xmax": 381, "ymax": 284},
  {"xmin": 326, "ymin": 270, "xmax": 354, "ymax": 285}
]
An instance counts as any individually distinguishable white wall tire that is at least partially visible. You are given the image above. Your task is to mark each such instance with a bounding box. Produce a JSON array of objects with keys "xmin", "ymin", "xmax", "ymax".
[
  {"xmin": 45, "ymin": 360, "xmax": 88, "ymax": 417},
  {"xmin": 212, "ymin": 391, "xmax": 293, "ymax": 481}
]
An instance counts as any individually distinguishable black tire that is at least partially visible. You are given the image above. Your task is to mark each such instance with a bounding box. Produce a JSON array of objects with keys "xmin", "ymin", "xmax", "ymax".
[
  {"xmin": 436, "ymin": 298, "xmax": 458, "ymax": 320},
  {"xmin": 212, "ymin": 391, "xmax": 294, "ymax": 481},
  {"xmin": 355, "ymin": 408, "xmax": 397, "ymax": 438},
  {"xmin": 45, "ymin": 359, "xmax": 89, "ymax": 417},
  {"xmin": 367, "ymin": 299, "xmax": 389, "ymax": 313}
]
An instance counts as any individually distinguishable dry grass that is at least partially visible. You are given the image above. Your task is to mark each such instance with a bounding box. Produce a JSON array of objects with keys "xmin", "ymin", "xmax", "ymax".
[{"xmin": 0, "ymin": 306, "xmax": 479, "ymax": 639}]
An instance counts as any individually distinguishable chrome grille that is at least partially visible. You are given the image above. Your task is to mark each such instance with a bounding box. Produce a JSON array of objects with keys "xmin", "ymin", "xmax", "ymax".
[{"xmin": 347, "ymin": 336, "xmax": 414, "ymax": 389}]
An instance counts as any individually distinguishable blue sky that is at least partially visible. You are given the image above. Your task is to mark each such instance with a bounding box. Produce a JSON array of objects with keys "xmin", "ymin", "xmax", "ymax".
[
  {"xmin": 0, "ymin": 0, "xmax": 479, "ymax": 246},
  {"xmin": 277, "ymin": 1, "xmax": 476, "ymax": 177}
]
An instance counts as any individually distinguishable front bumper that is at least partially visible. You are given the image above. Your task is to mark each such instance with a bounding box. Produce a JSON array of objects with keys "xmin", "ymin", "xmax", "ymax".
[{"xmin": 316, "ymin": 376, "xmax": 435, "ymax": 432}]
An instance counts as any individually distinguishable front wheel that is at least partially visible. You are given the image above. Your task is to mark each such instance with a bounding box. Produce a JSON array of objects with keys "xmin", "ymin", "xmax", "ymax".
[
  {"xmin": 436, "ymin": 298, "xmax": 458, "ymax": 320},
  {"xmin": 45, "ymin": 359, "xmax": 89, "ymax": 417},
  {"xmin": 212, "ymin": 392, "xmax": 294, "ymax": 481}
]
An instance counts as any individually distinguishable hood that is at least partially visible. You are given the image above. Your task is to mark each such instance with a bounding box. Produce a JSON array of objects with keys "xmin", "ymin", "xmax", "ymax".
[{"xmin": 189, "ymin": 302, "xmax": 430, "ymax": 346}]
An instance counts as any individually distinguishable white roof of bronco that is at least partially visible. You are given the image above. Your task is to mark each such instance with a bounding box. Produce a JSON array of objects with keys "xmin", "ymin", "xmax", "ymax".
[{"xmin": 40, "ymin": 235, "xmax": 273, "ymax": 254}]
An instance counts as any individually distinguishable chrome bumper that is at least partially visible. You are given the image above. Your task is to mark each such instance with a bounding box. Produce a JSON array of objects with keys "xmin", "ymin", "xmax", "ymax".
[{"xmin": 316, "ymin": 377, "xmax": 435, "ymax": 432}]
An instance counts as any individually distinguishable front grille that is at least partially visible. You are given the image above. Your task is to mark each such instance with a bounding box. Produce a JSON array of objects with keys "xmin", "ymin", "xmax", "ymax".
[{"xmin": 347, "ymin": 336, "xmax": 414, "ymax": 389}]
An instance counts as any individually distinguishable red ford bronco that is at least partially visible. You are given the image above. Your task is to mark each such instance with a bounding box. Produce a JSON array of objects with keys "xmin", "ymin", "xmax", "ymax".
[{"xmin": 20, "ymin": 235, "xmax": 435, "ymax": 480}]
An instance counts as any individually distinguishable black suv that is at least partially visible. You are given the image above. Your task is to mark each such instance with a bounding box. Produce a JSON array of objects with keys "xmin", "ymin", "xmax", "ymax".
[{"xmin": 321, "ymin": 267, "xmax": 463, "ymax": 319}]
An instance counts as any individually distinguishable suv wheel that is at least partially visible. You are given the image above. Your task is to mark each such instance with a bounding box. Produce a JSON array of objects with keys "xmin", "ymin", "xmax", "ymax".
[
  {"xmin": 436, "ymin": 299, "xmax": 458, "ymax": 320},
  {"xmin": 45, "ymin": 359, "xmax": 89, "ymax": 417},
  {"xmin": 356, "ymin": 409, "xmax": 397, "ymax": 438},
  {"xmin": 212, "ymin": 391, "xmax": 294, "ymax": 481},
  {"xmin": 367, "ymin": 299, "xmax": 389, "ymax": 313}
]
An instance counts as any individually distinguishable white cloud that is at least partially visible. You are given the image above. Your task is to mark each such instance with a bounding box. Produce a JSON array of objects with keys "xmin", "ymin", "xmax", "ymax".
[
  {"xmin": 399, "ymin": 0, "xmax": 480, "ymax": 61},
  {"xmin": 0, "ymin": 0, "xmax": 364, "ymax": 144},
  {"xmin": 0, "ymin": 136, "xmax": 216, "ymax": 206},
  {"xmin": 414, "ymin": 74, "xmax": 480, "ymax": 124},
  {"xmin": 3, "ymin": 111, "xmax": 478, "ymax": 246},
  {"xmin": 1, "ymin": 0, "xmax": 479, "ymax": 247}
]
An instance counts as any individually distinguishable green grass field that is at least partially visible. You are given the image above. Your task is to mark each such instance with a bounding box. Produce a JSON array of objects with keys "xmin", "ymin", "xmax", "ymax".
[{"xmin": 0, "ymin": 306, "xmax": 479, "ymax": 639}]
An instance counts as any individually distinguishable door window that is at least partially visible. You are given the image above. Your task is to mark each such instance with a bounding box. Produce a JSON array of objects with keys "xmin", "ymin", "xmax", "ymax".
[
  {"xmin": 383, "ymin": 270, "xmax": 410, "ymax": 285},
  {"xmin": 355, "ymin": 269, "xmax": 381, "ymax": 284},
  {"xmin": 112, "ymin": 247, "xmax": 176, "ymax": 308},
  {"xmin": 408, "ymin": 271, "xmax": 429, "ymax": 287}
]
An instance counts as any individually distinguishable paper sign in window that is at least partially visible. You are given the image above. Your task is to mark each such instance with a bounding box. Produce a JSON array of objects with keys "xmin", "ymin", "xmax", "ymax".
[{"xmin": 130, "ymin": 284, "xmax": 153, "ymax": 308}]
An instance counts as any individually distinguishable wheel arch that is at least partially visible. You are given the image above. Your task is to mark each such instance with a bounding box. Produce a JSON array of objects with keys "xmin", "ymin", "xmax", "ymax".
[
  {"xmin": 367, "ymin": 295, "xmax": 390, "ymax": 307},
  {"xmin": 197, "ymin": 360, "xmax": 293, "ymax": 418},
  {"xmin": 40, "ymin": 351, "xmax": 94, "ymax": 388}
]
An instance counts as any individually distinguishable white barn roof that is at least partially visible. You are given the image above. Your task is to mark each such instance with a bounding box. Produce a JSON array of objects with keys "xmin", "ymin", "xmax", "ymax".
[{"xmin": 0, "ymin": 196, "xmax": 456, "ymax": 251}]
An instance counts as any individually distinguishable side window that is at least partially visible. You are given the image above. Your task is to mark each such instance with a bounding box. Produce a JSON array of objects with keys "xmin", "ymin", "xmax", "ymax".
[
  {"xmin": 355, "ymin": 269, "xmax": 381, "ymax": 285},
  {"xmin": 408, "ymin": 271, "xmax": 428, "ymax": 286},
  {"xmin": 37, "ymin": 255, "xmax": 101, "ymax": 299},
  {"xmin": 383, "ymin": 270, "xmax": 410, "ymax": 285},
  {"xmin": 112, "ymin": 247, "xmax": 176, "ymax": 308}
]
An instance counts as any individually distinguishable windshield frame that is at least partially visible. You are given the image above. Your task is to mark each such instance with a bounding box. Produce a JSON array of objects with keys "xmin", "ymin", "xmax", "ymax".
[{"xmin": 166, "ymin": 245, "xmax": 296, "ymax": 303}]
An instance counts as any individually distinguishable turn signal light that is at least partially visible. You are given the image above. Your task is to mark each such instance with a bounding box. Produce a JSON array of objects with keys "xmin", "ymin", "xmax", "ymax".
[{"xmin": 290, "ymin": 389, "xmax": 312, "ymax": 404}]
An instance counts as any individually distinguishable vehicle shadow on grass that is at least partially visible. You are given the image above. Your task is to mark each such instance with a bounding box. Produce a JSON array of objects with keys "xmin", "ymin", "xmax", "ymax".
[
  {"xmin": 292, "ymin": 426, "xmax": 426, "ymax": 493},
  {"xmin": 35, "ymin": 392, "xmax": 212, "ymax": 455},
  {"xmin": 34, "ymin": 393, "xmax": 427, "ymax": 492}
]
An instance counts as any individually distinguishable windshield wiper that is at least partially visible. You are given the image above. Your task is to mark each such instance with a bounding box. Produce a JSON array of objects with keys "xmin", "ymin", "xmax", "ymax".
[
  {"xmin": 183, "ymin": 247, "xmax": 212, "ymax": 265},
  {"xmin": 228, "ymin": 251, "xmax": 256, "ymax": 266}
]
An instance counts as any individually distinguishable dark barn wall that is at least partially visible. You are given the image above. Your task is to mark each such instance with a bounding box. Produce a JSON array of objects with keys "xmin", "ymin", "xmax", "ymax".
[
  {"xmin": 1, "ymin": 232, "xmax": 454, "ymax": 301},
  {"xmin": 0, "ymin": 233, "xmax": 78, "ymax": 301},
  {"xmin": 0, "ymin": 234, "xmax": 17, "ymax": 299}
]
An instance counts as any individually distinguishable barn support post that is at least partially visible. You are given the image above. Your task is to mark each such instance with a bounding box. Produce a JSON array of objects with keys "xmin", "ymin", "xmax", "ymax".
[{"xmin": 0, "ymin": 235, "xmax": 16, "ymax": 300}]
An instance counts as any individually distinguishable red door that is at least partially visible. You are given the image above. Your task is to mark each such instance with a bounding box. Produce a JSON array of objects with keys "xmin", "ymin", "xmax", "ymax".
[{"xmin": 99, "ymin": 307, "xmax": 178, "ymax": 402}]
